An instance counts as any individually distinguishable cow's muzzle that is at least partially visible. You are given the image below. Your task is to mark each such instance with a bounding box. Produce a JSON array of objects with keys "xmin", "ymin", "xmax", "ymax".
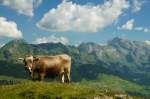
[{"xmin": 24, "ymin": 66, "xmax": 32, "ymax": 73}]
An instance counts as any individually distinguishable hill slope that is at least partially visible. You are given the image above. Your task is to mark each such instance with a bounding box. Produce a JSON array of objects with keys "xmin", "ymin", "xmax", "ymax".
[{"xmin": 0, "ymin": 80, "xmax": 137, "ymax": 99}]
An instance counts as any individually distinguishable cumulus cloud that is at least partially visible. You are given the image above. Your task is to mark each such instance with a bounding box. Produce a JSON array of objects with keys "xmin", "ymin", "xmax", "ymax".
[
  {"xmin": 37, "ymin": 0, "xmax": 129, "ymax": 32},
  {"xmin": 134, "ymin": 27, "xmax": 150, "ymax": 33},
  {"xmin": 132, "ymin": 0, "xmax": 143, "ymax": 13},
  {"xmin": 33, "ymin": 0, "xmax": 42, "ymax": 8},
  {"xmin": 0, "ymin": 17, "xmax": 22, "ymax": 38},
  {"xmin": 1, "ymin": 0, "xmax": 42, "ymax": 17},
  {"xmin": 118, "ymin": 19, "xmax": 150, "ymax": 33},
  {"xmin": 143, "ymin": 28, "xmax": 150, "ymax": 33},
  {"xmin": 144, "ymin": 41, "xmax": 150, "ymax": 45},
  {"xmin": 33, "ymin": 35, "xmax": 69, "ymax": 45},
  {"xmin": 118, "ymin": 19, "xmax": 134, "ymax": 30}
]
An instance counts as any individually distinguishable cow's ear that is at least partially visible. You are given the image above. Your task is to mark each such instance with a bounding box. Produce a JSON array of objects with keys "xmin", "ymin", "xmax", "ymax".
[{"xmin": 33, "ymin": 57, "xmax": 40, "ymax": 61}]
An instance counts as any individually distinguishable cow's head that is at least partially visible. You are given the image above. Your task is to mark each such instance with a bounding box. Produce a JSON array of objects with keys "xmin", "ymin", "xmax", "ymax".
[{"xmin": 18, "ymin": 55, "xmax": 34, "ymax": 73}]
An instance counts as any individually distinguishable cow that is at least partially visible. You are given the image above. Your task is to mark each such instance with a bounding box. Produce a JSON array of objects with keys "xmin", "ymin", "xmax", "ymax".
[{"xmin": 19, "ymin": 54, "xmax": 71, "ymax": 83}]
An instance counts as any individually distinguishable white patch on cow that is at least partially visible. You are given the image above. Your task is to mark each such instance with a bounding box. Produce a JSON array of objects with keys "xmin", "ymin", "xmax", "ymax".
[
  {"xmin": 61, "ymin": 74, "xmax": 65, "ymax": 83},
  {"xmin": 25, "ymin": 55, "xmax": 34, "ymax": 72},
  {"xmin": 28, "ymin": 66, "xmax": 32, "ymax": 72},
  {"xmin": 26, "ymin": 56, "xmax": 34, "ymax": 61}
]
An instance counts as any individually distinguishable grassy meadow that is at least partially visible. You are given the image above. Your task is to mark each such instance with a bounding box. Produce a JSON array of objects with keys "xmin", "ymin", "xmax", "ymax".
[{"xmin": 0, "ymin": 75, "xmax": 149, "ymax": 99}]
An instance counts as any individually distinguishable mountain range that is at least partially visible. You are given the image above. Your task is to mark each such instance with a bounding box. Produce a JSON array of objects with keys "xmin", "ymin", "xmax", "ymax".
[{"xmin": 0, "ymin": 37, "xmax": 150, "ymax": 86}]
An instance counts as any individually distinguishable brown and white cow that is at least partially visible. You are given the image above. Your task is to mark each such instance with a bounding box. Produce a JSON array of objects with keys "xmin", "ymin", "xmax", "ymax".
[{"xmin": 19, "ymin": 54, "xmax": 71, "ymax": 83}]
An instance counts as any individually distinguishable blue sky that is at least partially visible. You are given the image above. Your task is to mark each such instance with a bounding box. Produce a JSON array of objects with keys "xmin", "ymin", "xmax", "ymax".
[{"xmin": 0, "ymin": 0, "xmax": 150, "ymax": 46}]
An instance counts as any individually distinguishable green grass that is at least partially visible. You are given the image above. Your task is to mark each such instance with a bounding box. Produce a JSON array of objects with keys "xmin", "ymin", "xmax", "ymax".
[
  {"xmin": 0, "ymin": 75, "xmax": 17, "ymax": 80},
  {"xmin": 81, "ymin": 74, "xmax": 150, "ymax": 98},
  {"xmin": 0, "ymin": 78, "xmax": 103, "ymax": 99},
  {"xmin": 0, "ymin": 75, "xmax": 148, "ymax": 99}
]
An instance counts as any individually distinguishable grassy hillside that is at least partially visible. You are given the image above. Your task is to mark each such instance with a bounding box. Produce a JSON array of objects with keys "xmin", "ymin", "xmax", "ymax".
[
  {"xmin": 0, "ymin": 81, "xmax": 96, "ymax": 99},
  {"xmin": 0, "ymin": 81, "xmax": 132, "ymax": 99},
  {"xmin": 81, "ymin": 74, "xmax": 150, "ymax": 97},
  {"xmin": 0, "ymin": 75, "xmax": 148, "ymax": 99}
]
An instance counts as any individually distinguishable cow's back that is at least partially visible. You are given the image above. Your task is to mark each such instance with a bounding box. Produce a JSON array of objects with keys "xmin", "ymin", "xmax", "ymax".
[{"xmin": 36, "ymin": 54, "xmax": 71, "ymax": 66}]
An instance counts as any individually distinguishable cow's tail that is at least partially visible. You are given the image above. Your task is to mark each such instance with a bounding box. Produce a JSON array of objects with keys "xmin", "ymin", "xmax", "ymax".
[{"xmin": 66, "ymin": 55, "xmax": 71, "ymax": 83}]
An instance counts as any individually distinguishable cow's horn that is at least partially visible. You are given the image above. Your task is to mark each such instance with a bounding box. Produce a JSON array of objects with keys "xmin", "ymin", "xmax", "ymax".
[{"xmin": 18, "ymin": 58, "xmax": 24, "ymax": 60}]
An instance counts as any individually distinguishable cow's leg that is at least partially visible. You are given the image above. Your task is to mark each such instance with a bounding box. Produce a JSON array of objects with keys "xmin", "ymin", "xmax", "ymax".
[
  {"xmin": 66, "ymin": 72, "xmax": 71, "ymax": 83},
  {"xmin": 64, "ymin": 67, "xmax": 71, "ymax": 83},
  {"xmin": 31, "ymin": 72, "xmax": 37, "ymax": 81},
  {"xmin": 59, "ymin": 72, "xmax": 65, "ymax": 83},
  {"xmin": 38, "ymin": 73, "xmax": 45, "ymax": 81}
]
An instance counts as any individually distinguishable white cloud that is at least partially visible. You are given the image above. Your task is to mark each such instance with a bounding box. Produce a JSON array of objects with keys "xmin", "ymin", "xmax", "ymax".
[
  {"xmin": 132, "ymin": 0, "xmax": 143, "ymax": 13},
  {"xmin": 134, "ymin": 27, "xmax": 150, "ymax": 33},
  {"xmin": 33, "ymin": 35, "xmax": 69, "ymax": 45},
  {"xmin": 143, "ymin": 28, "xmax": 150, "ymax": 33},
  {"xmin": 118, "ymin": 19, "xmax": 150, "ymax": 33},
  {"xmin": 134, "ymin": 27, "xmax": 143, "ymax": 31},
  {"xmin": 1, "ymin": 0, "xmax": 42, "ymax": 17},
  {"xmin": 0, "ymin": 17, "xmax": 22, "ymax": 38},
  {"xmin": 37, "ymin": 0, "xmax": 129, "ymax": 32},
  {"xmin": 0, "ymin": 43, "xmax": 5, "ymax": 48},
  {"xmin": 144, "ymin": 41, "xmax": 150, "ymax": 45},
  {"xmin": 33, "ymin": 0, "xmax": 42, "ymax": 8},
  {"xmin": 135, "ymin": 27, "xmax": 150, "ymax": 33},
  {"xmin": 118, "ymin": 19, "xmax": 134, "ymax": 30}
]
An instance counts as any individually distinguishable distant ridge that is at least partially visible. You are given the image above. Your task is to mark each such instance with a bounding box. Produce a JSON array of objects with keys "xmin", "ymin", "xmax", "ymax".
[{"xmin": 0, "ymin": 37, "xmax": 150, "ymax": 85}]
